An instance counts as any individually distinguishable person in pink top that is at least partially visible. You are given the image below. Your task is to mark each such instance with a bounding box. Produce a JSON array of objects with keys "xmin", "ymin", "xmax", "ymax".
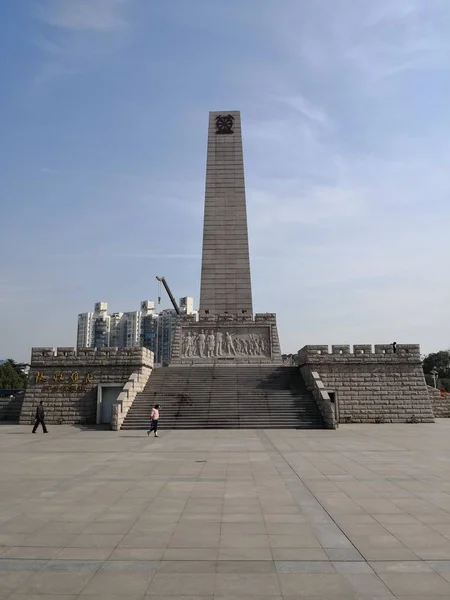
[{"xmin": 147, "ymin": 404, "xmax": 160, "ymax": 437}]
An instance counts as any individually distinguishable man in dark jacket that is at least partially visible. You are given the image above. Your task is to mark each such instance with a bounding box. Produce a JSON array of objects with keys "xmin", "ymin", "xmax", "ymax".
[{"xmin": 32, "ymin": 401, "xmax": 48, "ymax": 433}]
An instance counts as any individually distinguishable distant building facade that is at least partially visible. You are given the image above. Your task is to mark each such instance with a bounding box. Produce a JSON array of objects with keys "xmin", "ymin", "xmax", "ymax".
[{"xmin": 76, "ymin": 297, "xmax": 197, "ymax": 364}]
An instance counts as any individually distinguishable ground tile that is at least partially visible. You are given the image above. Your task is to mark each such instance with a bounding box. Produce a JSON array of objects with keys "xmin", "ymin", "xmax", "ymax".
[
  {"xmin": 38, "ymin": 522, "xmax": 87, "ymax": 534},
  {"xmin": 370, "ymin": 560, "xmax": 434, "ymax": 573},
  {"xmin": 145, "ymin": 596, "xmax": 213, "ymax": 600},
  {"xmin": 214, "ymin": 573, "xmax": 281, "ymax": 595},
  {"xmin": 0, "ymin": 559, "xmax": 47, "ymax": 571},
  {"xmin": 271, "ymin": 548, "xmax": 329, "ymax": 561},
  {"xmin": 81, "ymin": 596, "xmax": 144, "ymax": 600},
  {"xmin": 1, "ymin": 572, "xmax": 35, "ymax": 592},
  {"xmin": 98, "ymin": 560, "xmax": 158, "ymax": 573},
  {"xmin": 218, "ymin": 547, "xmax": 273, "ymax": 561},
  {"xmin": 17, "ymin": 572, "xmax": 95, "ymax": 595},
  {"xmin": 108, "ymin": 548, "xmax": 164, "ymax": 561},
  {"xmin": 169, "ymin": 535, "xmax": 220, "ymax": 548},
  {"xmin": 7, "ymin": 595, "xmax": 77, "ymax": 600},
  {"xmin": 394, "ymin": 597, "xmax": 450, "ymax": 600},
  {"xmin": 44, "ymin": 560, "xmax": 103, "ymax": 573},
  {"xmin": 278, "ymin": 573, "xmax": 354, "ymax": 596},
  {"xmin": 55, "ymin": 548, "xmax": 112, "ymax": 560},
  {"xmin": 82, "ymin": 521, "xmax": 133, "ymax": 534},
  {"xmin": 21, "ymin": 534, "xmax": 76, "ymax": 548},
  {"xmin": 325, "ymin": 548, "xmax": 365, "ymax": 561},
  {"xmin": 413, "ymin": 546, "xmax": 450, "ymax": 560},
  {"xmin": 275, "ymin": 561, "xmax": 336, "ymax": 573},
  {"xmin": 359, "ymin": 547, "xmax": 419, "ymax": 561},
  {"xmin": 219, "ymin": 534, "xmax": 270, "ymax": 548},
  {"xmin": 156, "ymin": 560, "xmax": 217, "ymax": 573},
  {"xmin": 216, "ymin": 560, "xmax": 275, "ymax": 573},
  {"xmin": 68, "ymin": 533, "xmax": 125, "ymax": 548},
  {"xmin": 378, "ymin": 572, "xmax": 450, "ymax": 595},
  {"xmin": 345, "ymin": 573, "xmax": 394, "ymax": 595},
  {"xmin": 80, "ymin": 572, "xmax": 153, "ymax": 595},
  {"xmin": 269, "ymin": 534, "xmax": 321, "ymax": 548},
  {"xmin": 147, "ymin": 573, "xmax": 215, "ymax": 595},
  {"xmin": 427, "ymin": 560, "xmax": 450, "ymax": 572},
  {"xmin": 163, "ymin": 548, "xmax": 219, "ymax": 560}
]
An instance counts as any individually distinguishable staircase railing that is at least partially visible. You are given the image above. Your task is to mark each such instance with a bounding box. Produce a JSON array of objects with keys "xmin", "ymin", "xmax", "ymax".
[
  {"xmin": 300, "ymin": 368, "xmax": 338, "ymax": 429},
  {"xmin": 111, "ymin": 366, "xmax": 153, "ymax": 430}
]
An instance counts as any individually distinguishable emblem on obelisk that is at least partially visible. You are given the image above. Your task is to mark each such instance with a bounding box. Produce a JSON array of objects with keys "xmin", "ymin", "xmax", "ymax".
[{"xmin": 215, "ymin": 114, "xmax": 234, "ymax": 134}]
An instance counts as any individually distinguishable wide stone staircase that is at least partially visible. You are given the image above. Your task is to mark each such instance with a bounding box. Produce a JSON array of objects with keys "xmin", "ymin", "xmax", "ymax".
[
  {"xmin": 121, "ymin": 365, "xmax": 325, "ymax": 429},
  {"xmin": 0, "ymin": 392, "xmax": 25, "ymax": 422}
]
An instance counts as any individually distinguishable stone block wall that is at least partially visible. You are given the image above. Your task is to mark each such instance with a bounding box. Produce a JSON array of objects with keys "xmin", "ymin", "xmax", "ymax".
[
  {"xmin": 20, "ymin": 347, "xmax": 153, "ymax": 425},
  {"xmin": 297, "ymin": 344, "xmax": 434, "ymax": 424},
  {"xmin": 428, "ymin": 386, "xmax": 450, "ymax": 418}
]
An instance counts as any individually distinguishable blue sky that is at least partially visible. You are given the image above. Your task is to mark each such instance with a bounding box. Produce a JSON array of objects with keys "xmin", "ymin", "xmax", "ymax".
[{"xmin": 1, "ymin": 0, "xmax": 450, "ymax": 361}]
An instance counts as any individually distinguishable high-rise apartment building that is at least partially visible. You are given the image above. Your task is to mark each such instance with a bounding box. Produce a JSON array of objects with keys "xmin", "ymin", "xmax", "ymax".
[
  {"xmin": 76, "ymin": 312, "xmax": 94, "ymax": 349},
  {"xmin": 76, "ymin": 298, "xmax": 197, "ymax": 364},
  {"xmin": 109, "ymin": 312, "xmax": 125, "ymax": 348}
]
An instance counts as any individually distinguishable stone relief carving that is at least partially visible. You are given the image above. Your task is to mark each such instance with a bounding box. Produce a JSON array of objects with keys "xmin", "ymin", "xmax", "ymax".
[{"xmin": 181, "ymin": 329, "xmax": 270, "ymax": 358}]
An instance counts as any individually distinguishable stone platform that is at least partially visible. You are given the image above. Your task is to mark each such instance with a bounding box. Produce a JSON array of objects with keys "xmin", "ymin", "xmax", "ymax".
[{"xmin": 2, "ymin": 422, "xmax": 450, "ymax": 599}]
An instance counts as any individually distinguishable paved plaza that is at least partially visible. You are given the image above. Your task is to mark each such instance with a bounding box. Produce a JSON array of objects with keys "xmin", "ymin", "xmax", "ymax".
[{"xmin": 1, "ymin": 423, "xmax": 450, "ymax": 599}]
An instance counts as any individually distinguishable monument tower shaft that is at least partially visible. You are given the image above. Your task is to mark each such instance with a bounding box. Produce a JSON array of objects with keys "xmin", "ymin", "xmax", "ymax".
[{"xmin": 199, "ymin": 111, "xmax": 253, "ymax": 317}]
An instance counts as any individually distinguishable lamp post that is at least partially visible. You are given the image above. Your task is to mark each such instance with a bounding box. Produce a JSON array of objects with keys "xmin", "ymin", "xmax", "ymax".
[{"xmin": 431, "ymin": 368, "xmax": 438, "ymax": 389}]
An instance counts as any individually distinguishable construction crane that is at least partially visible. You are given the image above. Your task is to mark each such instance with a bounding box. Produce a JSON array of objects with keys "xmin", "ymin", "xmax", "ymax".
[{"xmin": 156, "ymin": 276, "xmax": 181, "ymax": 315}]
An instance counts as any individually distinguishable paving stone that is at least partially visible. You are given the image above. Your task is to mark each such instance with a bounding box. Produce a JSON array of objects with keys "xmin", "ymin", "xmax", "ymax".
[
  {"xmin": 275, "ymin": 560, "xmax": 336, "ymax": 573},
  {"xmin": 3, "ymin": 546, "xmax": 62, "ymax": 559},
  {"xmin": 17, "ymin": 572, "xmax": 95, "ymax": 595},
  {"xmin": 147, "ymin": 573, "xmax": 215, "ymax": 595},
  {"xmin": 0, "ymin": 559, "xmax": 47, "ymax": 571},
  {"xmin": 108, "ymin": 548, "xmax": 164, "ymax": 561},
  {"xmin": 2, "ymin": 424, "xmax": 450, "ymax": 600},
  {"xmin": 378, "ymin": 572, "xmax": 450, "ymax": 595},
  {"xmin": 55, "ymin": 548, "xmax": 113, "ymax": 560},
  {"xmin": 278, "ymin": 573, "xmax": 354, "ymax": 596},
  {"xmin": 156, "ymin": 560, "xmax": 217, "ymax": 573},
  {"xmin": 81, "ymin": 572, "xmax": 153, "ymax": 595},
  {"xmin": 216, "ymin": 560, "xmax": 275, "ymax": 573},
  {"xmin": 214, "ymin": 573, "xmax": 281, "ymax": 595},
  {"xmin": 370, "ymin": 560, "xmax": 435, "ymax": 573},
  {"xmin": 44, "ymin": 559, "xmax": 103, "ymax": 572}
]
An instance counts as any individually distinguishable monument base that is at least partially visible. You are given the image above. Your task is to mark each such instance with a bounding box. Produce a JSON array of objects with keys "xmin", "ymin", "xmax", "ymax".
[{"xmin": 170, "ymin": 313, "xmax": 282, "ymax": 365}]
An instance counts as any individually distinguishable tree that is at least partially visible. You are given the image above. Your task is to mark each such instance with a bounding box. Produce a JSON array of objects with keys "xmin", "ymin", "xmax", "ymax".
[
  {"xmin": 4, "ymin": 359, "xmax": 28, "ymax": 375},
  {"xmin": 422, "ymin": 350, "xmax": 450, "ymax": 392},
  {"xmin": 0, "ymin": 361, "xmax": 28, "ymax": 390},
  {"xmin": 281, "ymin": 353, "xmax": 298, "ymax": 366}
]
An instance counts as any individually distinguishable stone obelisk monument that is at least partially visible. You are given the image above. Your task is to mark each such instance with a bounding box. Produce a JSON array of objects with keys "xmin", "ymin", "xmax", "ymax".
[
  {"xmin": 199, "ymin": 112, "xmax": 253, "ymax": 317},
  {"xmin": 171, "ymin": 111, "xmax": 281, "ymax": 364}
]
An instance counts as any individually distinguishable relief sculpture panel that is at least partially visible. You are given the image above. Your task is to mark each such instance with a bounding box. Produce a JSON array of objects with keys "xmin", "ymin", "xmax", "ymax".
[{"xmin": 181, "ymin": 328, "xmax": 271, "ymax": 359}]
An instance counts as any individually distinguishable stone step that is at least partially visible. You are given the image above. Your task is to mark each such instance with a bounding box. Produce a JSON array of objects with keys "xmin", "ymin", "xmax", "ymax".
[{"xmin": 121, "ymin": 365, "xmax": 325, "ymax": 430}]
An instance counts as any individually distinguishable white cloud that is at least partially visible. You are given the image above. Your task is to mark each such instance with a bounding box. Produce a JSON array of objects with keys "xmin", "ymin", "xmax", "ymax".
[
  {"xmin": 264, "ymin": 0, "xmax": 450, "ymax": 84},
  {"xmin": 32, "ymin": 0, "xmax": 131, "ymax": 87},
  {"xmin": 36, "ymin": 0, "xmax": 128, "ymax": 31},
  {"xmin": 248, "ymin": 182, "xmax": 369, "ymax": 229},
  {"xmin": 279, "ymin": 95, "xmax": 331, "ymax": 127}
]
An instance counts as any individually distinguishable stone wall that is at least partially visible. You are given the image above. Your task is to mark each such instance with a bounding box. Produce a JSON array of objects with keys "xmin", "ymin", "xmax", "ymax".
[
  {"xmin": 20, "ymin": 347, "xmax": 153, "ymax": 425},
  {"xmin": 428, "ymin": 385, "xmax": 450, "ymax": 418},
  {"xmin": 297, "ymin": 344, "xmax": 434, "ymax": 424}
]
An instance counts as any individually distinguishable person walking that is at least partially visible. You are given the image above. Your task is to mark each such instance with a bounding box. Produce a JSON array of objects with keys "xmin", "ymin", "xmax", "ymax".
[
  {"xmin": 147, "ymin": 404, "xmax": 160, "ymax": 437},
  {"xmin": 32, "ymin": 401, "xmax": 48, "ymax": 433}
]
